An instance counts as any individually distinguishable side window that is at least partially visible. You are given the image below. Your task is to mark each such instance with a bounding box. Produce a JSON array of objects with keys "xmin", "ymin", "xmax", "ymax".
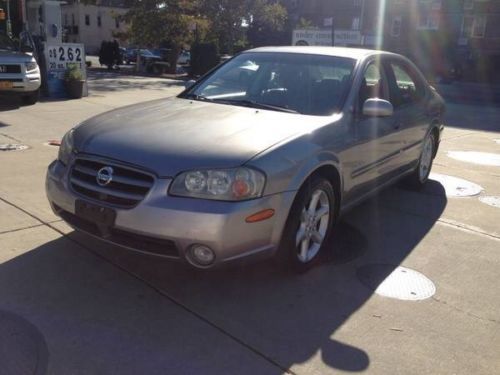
[
  {"xmin": 359, "ymin": 62, "xmax": 388, "ymax": 109},
  {"xmin": 388, "ymin": 62, "xmax": 425, "ymax": 107}
]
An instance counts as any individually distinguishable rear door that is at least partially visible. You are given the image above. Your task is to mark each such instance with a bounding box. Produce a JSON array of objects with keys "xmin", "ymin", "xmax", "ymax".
[{"xmin": 384, "ymin": 59, "xmax": 430, "ymax": 169}]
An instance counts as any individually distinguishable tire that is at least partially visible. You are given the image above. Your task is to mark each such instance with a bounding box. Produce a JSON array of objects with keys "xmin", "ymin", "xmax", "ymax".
[
  {"xmin": 279, "ymin": 176, "xmax": 336, "ymax": 273},
  {"xmin": 21, "ymin": 90, "xmax": 39, "ymax": 105},
  {"xmin": 406, "ymin": 131, "xmax": 436, "ymax": 188}
]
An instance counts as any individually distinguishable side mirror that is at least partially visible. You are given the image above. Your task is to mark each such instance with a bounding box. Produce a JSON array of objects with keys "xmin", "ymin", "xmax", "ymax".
[
  {"xmin": 20, "ymin": 44, "xmax": 34, "ymax": 53},
  {"xmin": 362, "ymin": 98, "xmax": 393, "ymax": 117},
  {"xmin": 184, "ymin": 79, "xmax": 196, "ymax": 89}
]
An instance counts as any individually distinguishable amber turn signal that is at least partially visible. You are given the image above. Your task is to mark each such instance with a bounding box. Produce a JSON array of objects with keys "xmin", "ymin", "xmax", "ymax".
[{"xmin": 245, "ymin": 209, "xmax": 275, "ymax": 223}]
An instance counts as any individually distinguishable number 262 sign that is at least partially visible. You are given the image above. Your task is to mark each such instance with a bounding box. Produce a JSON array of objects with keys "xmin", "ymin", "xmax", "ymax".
[
  {"xmin": 46, "ymin": 43, "xmax": 86, "ymax": 71},
  {"xmin": 44, "ymin": 43, "xmax": 87, "ymax": 98}
]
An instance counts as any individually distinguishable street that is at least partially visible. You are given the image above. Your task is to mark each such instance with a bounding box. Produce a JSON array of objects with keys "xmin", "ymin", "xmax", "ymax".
[{"xmin": 0, "ymin": 72, "xmax": 499, "ymax": 374}]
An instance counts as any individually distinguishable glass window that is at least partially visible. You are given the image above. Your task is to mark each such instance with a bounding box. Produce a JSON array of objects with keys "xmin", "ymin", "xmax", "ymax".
[
  {"xmin": 185, "ymin": 52, "xmax": 356, "ymax": 116},
  {"xmin": 97, "ymin": 16, "xmax": 102, "ymax": 27},
  {"xmin": 391, "ymin": 16, "xmax": 402, "ymax": 37},
  {"xmin": 472, "ymin": 15, "xmax": 486, "ymax": 38},
  {"xmin": 389, "ymin": 62, "xmax": 425, "ymax": 107},
  {"xmin": 358, "ymin": 62, "xmax": 388, "ymax": 109},
  {"xmin": 85, "ymin": 15, "xmax": 90, "ymax": 26}
]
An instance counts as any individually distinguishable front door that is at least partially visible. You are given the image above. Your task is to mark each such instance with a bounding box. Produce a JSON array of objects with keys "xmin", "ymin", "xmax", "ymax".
[{"xmin": 344, "ymin": 59, "xmax": 403, "ymax": 201}]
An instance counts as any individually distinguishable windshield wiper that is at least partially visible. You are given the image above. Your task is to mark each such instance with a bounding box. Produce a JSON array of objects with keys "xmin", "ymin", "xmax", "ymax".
[
  {"xmin": 212, "ymin": 99, "xmax": 300, "ymax": 114},
  {"xmin": 182, "ymin": 93, "xmax": 213, "ymax": 101}
]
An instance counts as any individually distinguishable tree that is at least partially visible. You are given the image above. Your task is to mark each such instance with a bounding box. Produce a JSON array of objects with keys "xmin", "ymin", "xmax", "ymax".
[
  {"xmin": 121, "ymin": 0, "xmax": 202, "ymax": 73},
  {"xmin": 200, "ymin": 0, "xmax": 288, "ymax": 53},
  {"xmin": 246, "ymin": 0, "xmax": 288, "ymax": 47}
]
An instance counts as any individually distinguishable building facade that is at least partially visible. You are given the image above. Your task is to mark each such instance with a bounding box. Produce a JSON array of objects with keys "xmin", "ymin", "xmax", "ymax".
[
  {"xmin": 286, "ymin": 0, "xmax": 500, "ymax": 82},
  {"xmin": 62, "ymin": 0, "xmax": 129, "ymax": 54}
]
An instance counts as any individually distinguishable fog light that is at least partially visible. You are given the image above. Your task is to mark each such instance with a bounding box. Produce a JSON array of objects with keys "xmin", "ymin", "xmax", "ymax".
[{"xmin": 189, "ymin": 245, "xmax": 216, "ymax": 267}]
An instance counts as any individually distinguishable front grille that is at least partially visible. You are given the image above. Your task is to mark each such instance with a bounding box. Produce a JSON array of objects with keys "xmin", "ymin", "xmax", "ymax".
[
  {"xmin": 56, "ymin": 207, "xmax": 179, "ymax": 258},
  {"xmin": 0, "ymin": 64, "xmax": 21, "ymax": 74},
  {"xmin": 70, "ymin": 158, "xmax": 155, "ymax": 208}
]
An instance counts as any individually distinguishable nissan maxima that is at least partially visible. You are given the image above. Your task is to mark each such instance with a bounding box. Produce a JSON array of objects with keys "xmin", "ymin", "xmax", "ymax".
[{"xmin": 46, "ymin": 46, "xmax": 445, "ymax": 271}]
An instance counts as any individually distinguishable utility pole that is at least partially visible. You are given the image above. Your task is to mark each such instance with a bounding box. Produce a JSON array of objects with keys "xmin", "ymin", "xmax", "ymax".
[
  {"xmin": 359, "ymin": 0, "xmax": 366, "ymax": 46},
  {"xmin": 6, "ymin": 0, "xmax": 12, "ymax": 37}
]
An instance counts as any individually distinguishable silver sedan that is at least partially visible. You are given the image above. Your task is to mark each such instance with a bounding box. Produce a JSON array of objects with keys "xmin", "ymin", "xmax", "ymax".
[{"xmin": 46, "ymin": 46, "xmax": 445, "ymax": 271}]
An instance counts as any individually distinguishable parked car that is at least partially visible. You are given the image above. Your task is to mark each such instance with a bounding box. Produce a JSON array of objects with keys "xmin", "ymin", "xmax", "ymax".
[
  {"xmin": 0, "ymin": 33, "xmax": 41, "ymax": 105},
  {"xmin": 125, "ymin": 48, "xmax": 137, "ymax": 64},
  {"xmin": 178, "ymin": 50, "xmax": 191, "ymax": 65},
  {"xmin": 137, "ymin": 49, "xmax": 167, "ymax": 74},
  {"xmin": 46, "ymin": 47, "xmax": 445, "ymax": 271}
]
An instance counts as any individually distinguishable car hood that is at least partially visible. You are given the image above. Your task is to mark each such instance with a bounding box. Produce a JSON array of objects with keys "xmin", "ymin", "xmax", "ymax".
[
  {"xmin": 0, "ymin": 50, "xmax": 33, "ymax": 63},
  {"xmin": 74, "ymin": 97, "xmax": 333, "ymax": 177}
]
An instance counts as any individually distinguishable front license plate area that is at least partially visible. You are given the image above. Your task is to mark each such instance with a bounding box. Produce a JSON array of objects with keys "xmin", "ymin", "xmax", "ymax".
[
  {"xmin": 75, "ymin": 200, "xmax": 116, "ymax": 226},
  {"xmin": 0, "ymin": 81, "xmax": 13, "ymax": 89}
]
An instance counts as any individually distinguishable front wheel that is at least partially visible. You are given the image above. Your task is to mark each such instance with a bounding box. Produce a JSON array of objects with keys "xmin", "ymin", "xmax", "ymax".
[
  {"xmin": 406, "ymin": 132, "xmax": 436, "ymax": 188},
  {"xmin": 279, "ymin": 177, "xmax": 336, "ymax": 273}
]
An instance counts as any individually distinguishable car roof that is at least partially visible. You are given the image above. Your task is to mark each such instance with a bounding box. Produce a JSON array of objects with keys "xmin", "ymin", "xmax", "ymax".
[{"xmin": 244, "ymin": 46, "xmax": 398, "ymax": 61}]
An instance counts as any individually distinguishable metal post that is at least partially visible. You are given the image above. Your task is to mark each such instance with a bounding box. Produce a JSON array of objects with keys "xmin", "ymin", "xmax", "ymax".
[
  {"xmin": 331, "ymin": 18, "xmax": 335, "ymax": 46},
  {"xmin": 6, "ymin": 0, "xmax": 12, "ymax": 37}
]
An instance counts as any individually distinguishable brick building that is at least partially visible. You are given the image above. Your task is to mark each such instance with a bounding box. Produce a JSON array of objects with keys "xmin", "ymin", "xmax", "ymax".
[{"xmin": 285, "ymin": 0, "xmax": 500, "ymax": 82}]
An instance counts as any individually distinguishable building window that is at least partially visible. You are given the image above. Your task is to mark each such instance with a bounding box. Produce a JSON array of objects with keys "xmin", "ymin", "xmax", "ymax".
[
  {"xmin": 464, "ymin": 0, "xmax": 474, "ymax": 10},
  {"xmin": 72, "ymin": 14, "xmax": 75, "ymax": 25},
  {"xmin": 461, "ymin": 15, "xmax": 487, "ymax": 38},
  {"xmin": 115, "ymin": 18, "xmax": 120, "ymax": 28},
  {"xmin": 97, "ymin": 15, "xmax": 102, "ymax": 27},
  {"xmin": 391, "ymin": 16, "xmax": 402, "ymax": 37},
  {"xmin": 472, "ymin": 15, "xmax": 487, "ymax": 38},
  {"xmin": 353, "ymin": 0, "xmax": 362, "ymax": 7},
  {"xmin": 352, "ymin": 17, "xmax": 360, "ymax": 30},
  {"xmin": 417, "ymin": 10, "xmax": 439, "ymax": 30},
  {"xmin": 64, "ymin": 14, "xmax": 68, "ymax": 26},
  {"xmin": 85, "ymin": 15, "xmax": 90, "ymax": 26}
]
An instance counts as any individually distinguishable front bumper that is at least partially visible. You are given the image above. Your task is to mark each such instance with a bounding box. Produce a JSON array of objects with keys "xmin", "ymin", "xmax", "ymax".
[
  {"xmin": 46, "ymin": 158, "xmax": 296, "ymax": 268},
  {"xmin": 0, "ymin": 70, "xmax": 41, "ymax": 94}
]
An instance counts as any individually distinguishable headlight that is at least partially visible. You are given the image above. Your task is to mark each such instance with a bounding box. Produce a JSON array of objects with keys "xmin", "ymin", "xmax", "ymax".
[
  {"xmin": 25, "ymin": 61, "xmax": 38, "ymax": 72},
  {"xmin": 58, "ymin": 129, "xmax": 75, "ymax": 165},
  {"xmin": 170, "ymin": 167, "xmax": 266, "ymax": 201}
]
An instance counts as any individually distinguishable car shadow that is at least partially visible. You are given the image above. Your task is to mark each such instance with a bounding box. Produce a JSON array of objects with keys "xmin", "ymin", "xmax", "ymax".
[
  {"xmin": 0, "ymin": 97, "xmax": 21, "ymax": 111},
  {"xmin": 52, "ymin": 182, "xmax": 447, "ymax": 373}
]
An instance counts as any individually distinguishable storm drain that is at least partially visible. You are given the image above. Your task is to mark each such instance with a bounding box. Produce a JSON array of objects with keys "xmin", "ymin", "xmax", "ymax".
[
  {"xmin": 0, "ymin": 143, "xmax": 29, "ymax": 151},
  {"xmin": 447, "ymin": 151, "xmax": 500, "ymax": 167},
  {"xmin": 428, "ymin": 173, "xmax": 483, "ymax": 197},
  {"xmin": 357, "ymin": 264, "xmax": 436, "ymax": 301},
  {"xmin": 479, "ymin": 196, "xmax": 500, "ymax": 208}
]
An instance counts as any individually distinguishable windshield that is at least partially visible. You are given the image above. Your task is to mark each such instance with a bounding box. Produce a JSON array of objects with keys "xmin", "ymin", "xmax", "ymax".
[
  {"xmin": 0, "ymin": 34, "xmax": 17, "ymax": 51},
  {"xmin": 183, "ymin": 52, "xmax": 356, "ymax": 116}
]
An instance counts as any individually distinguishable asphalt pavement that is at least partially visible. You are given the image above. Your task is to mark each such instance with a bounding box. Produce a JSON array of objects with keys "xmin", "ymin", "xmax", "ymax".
[{"xmin": 0, "ymin": 72, "xmax": 499, "ymax": 374}]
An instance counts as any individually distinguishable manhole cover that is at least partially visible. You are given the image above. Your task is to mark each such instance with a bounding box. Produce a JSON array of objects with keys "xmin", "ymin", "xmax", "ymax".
[
  {"xmin": 428, "ymin": 173, "xmax": 483, "ymax": 197},
  {"xmin": 0, "ymin": 310, "xmax": 48, "ymax": 375},
  {"xmin": 447, "ymin": 151, "xmax": 500, "ymax": 167},
  {"xmin": 479, "ymin": 196, "xmax": 500, "ymax": 208},
  {"xmin": 0, "ymin": 143, "xmax": 29, "ymax": 151},
  {"xmin": 357, "ymin": 264, "xmax": 436, "ymax": 301}
]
